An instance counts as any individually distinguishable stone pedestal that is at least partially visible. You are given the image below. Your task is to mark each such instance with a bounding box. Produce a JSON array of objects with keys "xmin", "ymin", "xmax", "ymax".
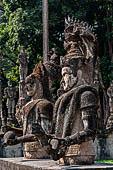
[
  {"xmin": 24, "ymin": 141, "xmax": 49, "ymax": 159},
  {"xmin": 106, "ymin": 131, "xmax": 113, "ymax": 159},
  {"xmin": 3, "ymin": 144, "xmax": 23, "ymax": 158},
  {"xmin": 59, "ymin": 140, "xmax": 95, "ymax": 165},
  {"xmin": 0, "ymin": 157, "xmax": 113, "ymax": 170}
]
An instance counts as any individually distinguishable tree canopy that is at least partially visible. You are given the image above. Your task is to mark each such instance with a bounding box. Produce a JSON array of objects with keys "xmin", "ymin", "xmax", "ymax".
[{"xmin": 0, "ymin": 0, "xmax": 113, "ymax": 89}]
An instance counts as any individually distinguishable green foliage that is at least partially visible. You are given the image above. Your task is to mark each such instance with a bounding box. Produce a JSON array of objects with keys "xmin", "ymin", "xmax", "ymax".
[
  {"xmin": 96, "ymin": 160, "xmax": 113, "ymax": 164},
  {"xmin": 0, "ymin": 0, "xmax": 112, "ymax": 91},
  {"xmin": 6, "ymin": 65, "xmax": 19, "ymax": 83}
]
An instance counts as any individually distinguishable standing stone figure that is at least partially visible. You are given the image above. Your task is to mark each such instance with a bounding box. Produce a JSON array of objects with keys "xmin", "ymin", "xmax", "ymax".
[
  {"xmin": 0, "ymin": 80, "xmax": 2, "ymax": 127},
  {"xmin": 18, "ymin": 46, "xmax": 28, "ymax": 81},
  {"xmin": 106, "ymin": 81, "xmax": 113, "ymax": 129},
  {"xmin": 0, "ymin": 55, "xmax": 3, "ymax": 127},
  {"xmin": 16, "ymin": 47, "xmax": 29, "ymax": 126},
  {"xmin": 4, "ymin": 80, "xmax": 16, "ymax": 121}
]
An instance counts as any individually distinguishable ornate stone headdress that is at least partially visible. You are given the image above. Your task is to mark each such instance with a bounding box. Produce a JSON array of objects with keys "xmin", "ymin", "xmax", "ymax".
[
  {"xmin": 61, "ymin": 17, "xmax": 98, "ymax": 86},
  {"xmin": 61, "ymin": 16, "xmax": 97, "ymax": 66}
]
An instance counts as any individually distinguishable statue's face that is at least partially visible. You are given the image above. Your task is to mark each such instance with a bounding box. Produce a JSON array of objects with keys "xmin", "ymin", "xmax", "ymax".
[
  {"xmin": 8, "ymin": 80, "xmax": 12, "ymax": 87},
  {"xmin": 25, "ymin": 75, "xmax": 37, "ymax": 97},
  {"xmin": 61, "ymin": 67, "xmax": 77, "ymax": 91}
]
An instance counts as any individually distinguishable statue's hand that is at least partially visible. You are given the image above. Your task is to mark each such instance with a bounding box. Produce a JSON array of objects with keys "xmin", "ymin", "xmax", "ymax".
[
  {"xmin": 48, "ymin": 137, "xmax": 67, "ymax": 160},
  {"xmin": 2, "ymin": 131, "xmax": 16, "ymax": 146},
  {"xmin": 49, "ymin": 138, "xmax": 65, "ymax": 150}
]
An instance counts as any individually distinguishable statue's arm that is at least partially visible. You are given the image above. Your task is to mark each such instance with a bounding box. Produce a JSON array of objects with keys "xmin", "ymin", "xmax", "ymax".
[
  {"xmin": 2, "ymin": 126, "xmax": 23, "ymax": 136},
  {"xmin": 64, "ymin": 90, "xmax": 98, "ymax": 146},
  {"xmin": 3, "ymin": 132, "xmax": 38, "ymax": 146}
]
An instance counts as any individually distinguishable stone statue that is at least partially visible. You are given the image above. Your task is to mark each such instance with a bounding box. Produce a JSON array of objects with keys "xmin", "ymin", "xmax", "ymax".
[
  {"xmin": 33, "ymin": 18, "xmax": 98, "ymax": 164},
  {"xmin": 16, "ymin": 46, "xmax": 29, "ymax": 127},
  {"xmin": 0, "ymin": 80, "xmax": 2, "ymax": 127},
  {"xmin": 3, "ymin": 52, "xmax": 60, "ymax": 159},
  {"xmin": 50, "ymin": 18, "xmax": 98, "ymax": 164},
  {"xmin": 2, "ymin": 18, "xmax": 99, "ymax": 165},
  {"xmin": 4, "ymin": 80, "xmax": 16, "ymax": 123},
  {"xmin": 21, "ymin": 61, "xmax": 55, "ymax": 159},
  {"xmin": 106, "ymin": 81, "xmax": 113, "ymax": 129},
  {"xmin": 0, "ymin": 55, "xmax": 3, "ymax": 127},
  {"xmin": 18, "ymin": 46, "xmax": 29, "ymax": 81}
]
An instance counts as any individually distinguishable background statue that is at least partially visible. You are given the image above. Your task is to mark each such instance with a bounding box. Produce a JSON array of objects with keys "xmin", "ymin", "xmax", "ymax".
[
  {"xmin": 106, "ymin": 81, "xmax": 113, "ymax": 129},
  {"xmin": 18, "ymin": 46, "xmax": 29, "ymax": 81},
  {"xmin": 4, "ymin": 80, "xmax": 16, "ymax": 123}
]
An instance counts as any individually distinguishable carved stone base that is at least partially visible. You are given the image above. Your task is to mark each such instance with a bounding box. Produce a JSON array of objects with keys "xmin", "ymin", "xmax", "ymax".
[
  {"xmin": 59, "ymin": 155, "xmax": 95, "ymax": 165},
  {"xmin": 23, "ymin": 141, "xmax": 49, "ymax": 159},
  {"xmin": 59, "ymin": 141, "xmax": 95, "ymax": 165}
]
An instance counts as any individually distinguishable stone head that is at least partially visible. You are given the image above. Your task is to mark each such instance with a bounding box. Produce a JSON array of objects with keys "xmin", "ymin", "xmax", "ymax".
[
  {"xmin": 24, "ymin": 61, "xmax": 45, "ymax": 98},
  {"xmin": 25, "ymin": 74, "xmax": 37, "ymax": 97},
  {"xmin": 8, "ymin": 80, "xmax": 12, "ymax": 87}
]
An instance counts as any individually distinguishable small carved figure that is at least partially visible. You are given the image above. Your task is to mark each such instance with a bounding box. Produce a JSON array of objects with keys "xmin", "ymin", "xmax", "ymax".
[
  {"xmin": 0, "ymin": 80, "xmax": 2, "ymax": 127},
  {"xmin": 106, "ymin": 81, "xmax": 113, "ymax": 129},
  {"xmin": 4, "ymin": 80, "xmax": 16, "ymax": 119},
  {"xmin": 18, "ymin": 46, "xmax": 29, "ymax": 81}
]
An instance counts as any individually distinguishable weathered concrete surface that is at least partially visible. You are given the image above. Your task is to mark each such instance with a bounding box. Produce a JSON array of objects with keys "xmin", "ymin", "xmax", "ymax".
[{"xmin": 0, "ymin": 158, "xmax": 113, "ymax": 170}]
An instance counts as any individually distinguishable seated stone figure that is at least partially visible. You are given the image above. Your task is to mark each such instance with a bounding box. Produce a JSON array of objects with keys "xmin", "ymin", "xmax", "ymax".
[
  {"xmin": 3, "ymin": 55, "xmax": 60, "ymax": 159},
  {"xmin": 22, "ymin": 67, "xmax": 54, "ymax": 159},
  {"xmin": 32, "ymin": 18, "xmax": 99, "ymax": 164}
]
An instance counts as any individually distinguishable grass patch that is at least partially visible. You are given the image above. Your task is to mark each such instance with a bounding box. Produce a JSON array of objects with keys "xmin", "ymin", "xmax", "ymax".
[{"xmin": 96, "ymin": 160, "xmax": 113, "ymax": 164}]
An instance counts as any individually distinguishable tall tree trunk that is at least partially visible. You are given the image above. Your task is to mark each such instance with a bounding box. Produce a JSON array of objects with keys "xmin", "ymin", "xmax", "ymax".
[
  {"xmin": 106, "ymin": 0, "xmax": 113, "ymax": 62},
  {"xmin": 42, "ymin": 0, "xmax": 49, "ymax": 63}
]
